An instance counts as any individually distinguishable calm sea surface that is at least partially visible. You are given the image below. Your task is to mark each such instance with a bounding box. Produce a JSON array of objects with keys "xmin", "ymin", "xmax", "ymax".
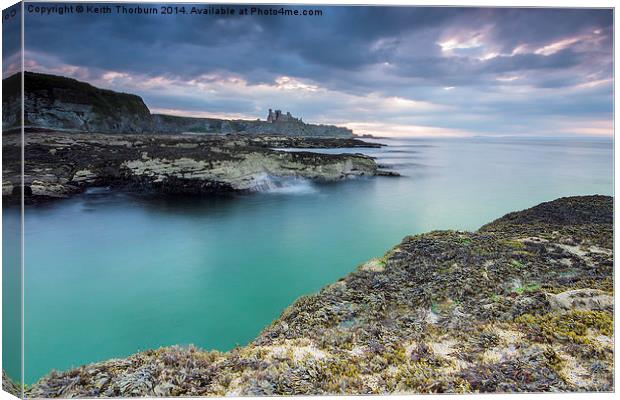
[{"xmin": 2, "ymin": 136, "xmax": 613, "ymax": 383}]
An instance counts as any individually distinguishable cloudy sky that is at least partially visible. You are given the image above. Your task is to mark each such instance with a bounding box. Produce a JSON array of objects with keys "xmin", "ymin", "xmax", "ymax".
[{"xmin": 6, "ymin": 4, "xmax": 614, "ymax": 137}]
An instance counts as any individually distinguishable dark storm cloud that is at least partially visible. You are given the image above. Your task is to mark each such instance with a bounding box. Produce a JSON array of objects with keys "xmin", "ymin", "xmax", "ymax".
[
  {"xmin": 18, "ymin": 4, "xmax": 614, "ymax": 136},
  {"xmin": 477, "ymin": 8, "xmax": 613, "ymax": 51},
  {"xmin": 23, "ymin": 5, "xmax": 609, "ymax": 84},
  {"xmin": 2, "ymin": 4, "xmax": 22, "ymax": 76},
  {"xmin": 2, "ymin": 5, "xmax": 20, "ymax": 56}
]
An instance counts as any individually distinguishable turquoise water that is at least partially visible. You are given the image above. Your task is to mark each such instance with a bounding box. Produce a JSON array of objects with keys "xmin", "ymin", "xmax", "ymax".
[
  {"xmin": 5, "ymin": 137, "xmax": 614, "ymax": 383},
  {"xmin": 2, "ymin": 206, "xmax": 21, "ymax": 384}
]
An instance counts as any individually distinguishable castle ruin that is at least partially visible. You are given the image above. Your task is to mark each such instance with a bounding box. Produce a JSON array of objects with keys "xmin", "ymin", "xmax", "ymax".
[{"xmin": 267, "ymin": 109, "xmax": 302, "ymax": 124}]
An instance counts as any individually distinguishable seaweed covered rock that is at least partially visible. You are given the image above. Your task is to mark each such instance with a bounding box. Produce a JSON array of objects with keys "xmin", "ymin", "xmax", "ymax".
[
  {"xmin": 27, "ymin": 196, "xmax": 613, "ymax": 397},
  {"xmin": 2, "ymin": 370, "xmax": 22, "ymax": 398},
  {"xmin": 482, "ymin": 195, "xmax": 612, "ymax": 227}
]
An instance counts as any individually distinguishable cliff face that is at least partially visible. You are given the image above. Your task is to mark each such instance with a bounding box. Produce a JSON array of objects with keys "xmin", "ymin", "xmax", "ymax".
[
  {"xmin": 26, "ymin": 196, "xmax": 614, "ymax": 397},
  {"xmin": 2, "ymin": 72, "xmax": 353, "ymax": 137},
  {"xmin": 1, "ymin": 71, "xmax": 21, "ymax": 131},
  {"xmin": 3, "ymin": 72, "xmax": 154, "ymax": 133},
  {"xmin": 152, "ymin": 114, "xmax": 353, "ymax": 137}
]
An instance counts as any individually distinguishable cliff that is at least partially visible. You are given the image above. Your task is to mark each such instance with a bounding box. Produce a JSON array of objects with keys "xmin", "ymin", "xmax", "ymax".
[
  {"xmin": 1, "ymin": 71, "xmax": 21, "ymax": 130},
  {"xmin": 2, "ymin": 72, "xmax": 353, "ymax": 137},
  {"xmin": 3, "ymin": 72, "xmax": 153, "ymax": 133},
  {"xmin": 25, "ymin": 196, "xmax": 613, "ymax": 396},
  {"xmin": 151, "ymin": 114, "xmax": 353, "ymax": 137}
]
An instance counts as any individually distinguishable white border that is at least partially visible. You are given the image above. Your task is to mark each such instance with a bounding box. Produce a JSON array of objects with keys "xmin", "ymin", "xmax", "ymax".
[{"xmin": 0, "ymin": 1, "xmax": 616, "ymax": 400}]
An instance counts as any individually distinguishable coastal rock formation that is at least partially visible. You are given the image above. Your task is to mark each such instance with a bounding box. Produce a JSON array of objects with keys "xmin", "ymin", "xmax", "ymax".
[
  {"xmin": 26, "ymin": 196, "xmax": 613, "ymax": 396},
  {"xmin": 2, "ymin": 371, "xmax": 21, "ymax": 398},
  {"xmin": 2, "ymin": 132, "xmax": 382, "ymax": 203},
  {"xmin": 1, "ymin": 71, "xmax": 22, "ymax": 130},
  {"xmin": 151, "ymin": 114, "xmax": 353, "ymax": 137},
  {"xmin": 3, "ymin": 72, "xmax": 153, "ymax": 133},
  {"xmin": 2, "ymin": 72, "xmax": 353, "ymax": 137}
]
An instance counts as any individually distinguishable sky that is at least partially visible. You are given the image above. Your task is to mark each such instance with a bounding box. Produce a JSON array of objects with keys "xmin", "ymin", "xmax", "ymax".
[{"xmin": 4, "ymin": 3, "xmax": 614, "ymax": 137}]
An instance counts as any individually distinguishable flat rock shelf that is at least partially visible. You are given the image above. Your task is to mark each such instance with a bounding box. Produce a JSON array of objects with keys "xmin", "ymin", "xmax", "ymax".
[{"xmin": 2, "ymin": 131, "xmax": 390, "ymax": 204}]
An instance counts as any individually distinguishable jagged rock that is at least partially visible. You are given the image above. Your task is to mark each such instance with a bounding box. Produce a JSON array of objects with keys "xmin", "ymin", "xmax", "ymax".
[{"xmin": 377, "ymin": 170, "xmax": 401, "ymax": 177}]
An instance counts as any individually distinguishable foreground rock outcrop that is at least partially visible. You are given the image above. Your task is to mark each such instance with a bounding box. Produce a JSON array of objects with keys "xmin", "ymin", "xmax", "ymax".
[
  {"xmin": 2, "ymin": 72, "xmax": 353, "ymax": 137},
  {"xmin": 26, "ymin": 196, "xmax": 613, "ymax": 396},
  {"xmin": 2, "ymin": 131, "xmax": 383, "ymax": 204}
]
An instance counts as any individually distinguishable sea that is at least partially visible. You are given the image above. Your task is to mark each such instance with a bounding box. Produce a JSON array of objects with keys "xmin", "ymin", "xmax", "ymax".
[{"xmin": 2, "ymin": 136, "xmax": 613, "ymax": 383}]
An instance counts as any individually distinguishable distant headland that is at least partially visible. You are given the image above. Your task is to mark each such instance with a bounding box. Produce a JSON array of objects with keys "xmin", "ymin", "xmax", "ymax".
[{"xmin": 1, "ymin": 71, "xmax": 354, "ymax": 137}]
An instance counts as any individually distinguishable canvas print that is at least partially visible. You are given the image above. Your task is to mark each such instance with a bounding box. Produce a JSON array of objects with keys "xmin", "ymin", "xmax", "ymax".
[{"xmin": 1, "ymin": 2, "xmax": 614, "ymax": 398}]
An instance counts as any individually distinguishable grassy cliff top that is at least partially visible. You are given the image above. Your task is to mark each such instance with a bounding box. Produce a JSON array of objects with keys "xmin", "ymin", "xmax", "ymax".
[{"xmin": 3, "ymin": 71, "xmax": 151, "ymax": 117}]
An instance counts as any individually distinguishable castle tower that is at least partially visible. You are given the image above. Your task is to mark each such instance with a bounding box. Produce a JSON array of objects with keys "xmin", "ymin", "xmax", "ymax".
[{"xmin": 267, "ymin": 108, "xmax": 302, "ymax": 123}]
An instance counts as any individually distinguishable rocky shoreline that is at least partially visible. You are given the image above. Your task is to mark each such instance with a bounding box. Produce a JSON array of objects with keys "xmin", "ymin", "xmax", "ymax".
[
  {"xmin": 23, "ymin": 195, "xmax": 613, "ymax": 396},
  {"xmin": 2, "ymin": 131, "xmax": 391, "ymax": 204}
]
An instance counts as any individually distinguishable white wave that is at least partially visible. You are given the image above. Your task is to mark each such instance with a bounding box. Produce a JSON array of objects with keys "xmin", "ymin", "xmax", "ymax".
[
  {"xmin": 248, "ymin": 173, "xmax": 317, "ymax": 195},
  {"xmin": 84, "ymin": 186, "xmax": 112, "ymax": 194}
]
